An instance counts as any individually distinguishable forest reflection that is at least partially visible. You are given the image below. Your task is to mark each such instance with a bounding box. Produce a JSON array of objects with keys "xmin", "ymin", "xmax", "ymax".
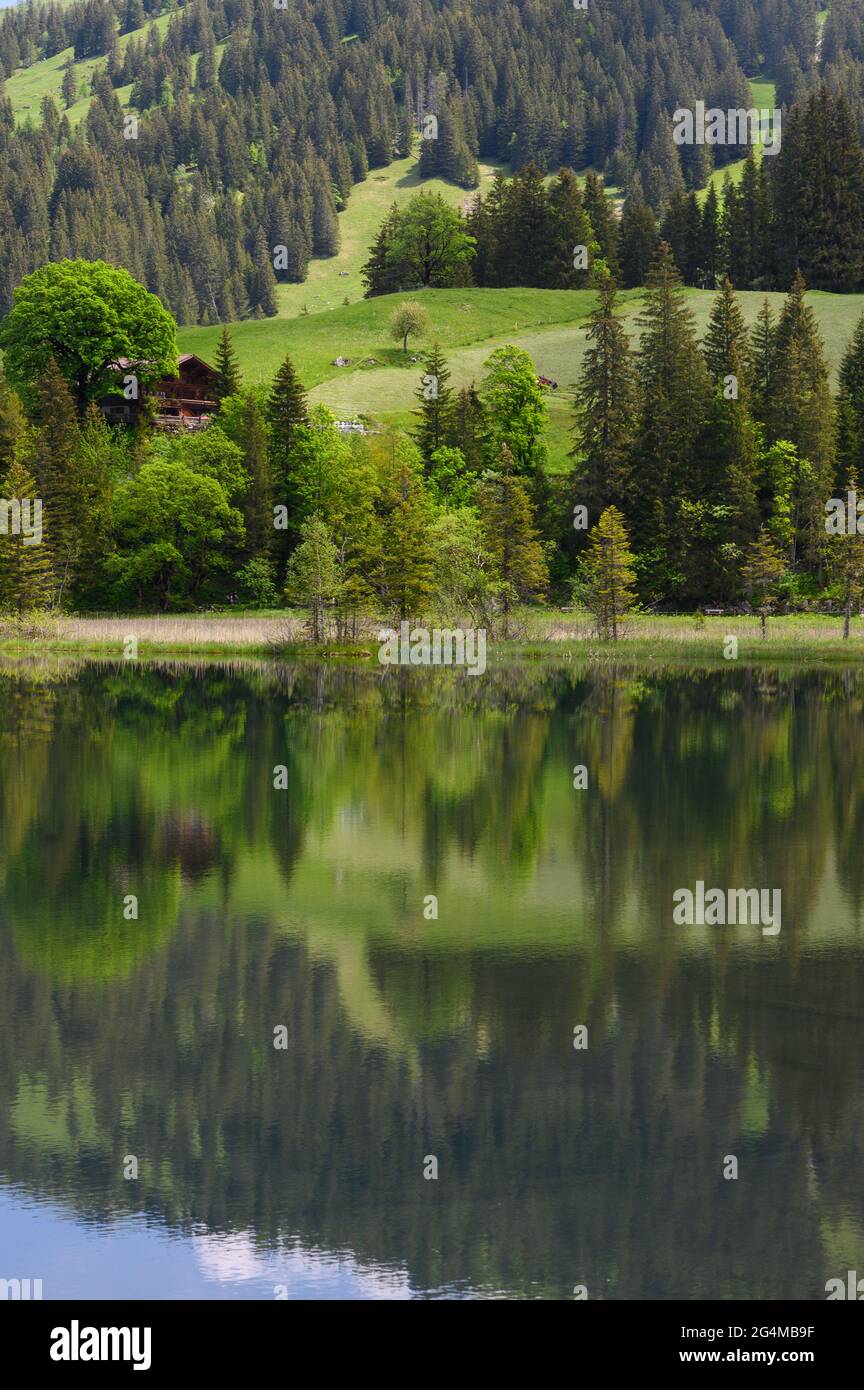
[{"xmin": 1, "ymin": 659, "xmax": 863, "ymax": 1298}]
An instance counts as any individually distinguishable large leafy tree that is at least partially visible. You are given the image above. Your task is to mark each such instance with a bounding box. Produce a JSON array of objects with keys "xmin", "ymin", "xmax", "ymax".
[
  {"xmin": 0, "ymin": 260, "xmax": 177, "ymax": 414},
  {"xmin": 284, "ymin": 515, "xmax": 343, "ymax": 643},
  {"xmin": 480, "ymin": 345, "xmax": 548, "ymax": 476},
  {"xmin": 381, "ymin": 193, "xmax": 475, "ymax": 291},
  {"xmin": 107, "ymin": 461, "xmax": 244, "ymax": 610}
]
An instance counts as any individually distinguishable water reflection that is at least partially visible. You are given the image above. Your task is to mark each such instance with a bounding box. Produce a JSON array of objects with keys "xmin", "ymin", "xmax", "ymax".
[{"xmin": 1, "ymin": 660, "xmax": 863, "ymax": 1299}]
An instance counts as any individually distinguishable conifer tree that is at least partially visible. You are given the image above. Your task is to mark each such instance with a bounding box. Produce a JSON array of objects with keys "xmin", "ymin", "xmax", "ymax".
[
  {"xmin": 630, "ymin": 242, "xmax": 712, "ymax": 597},
  {"xmin": 700, "ymin": 183, "xmax": 721, "ymax": 289},
  {"xmin": 741, "ymin": 528, "xmax": 785, "ymax": 636},
  {"xmin": 476, "ymin": 445, "xmax": 548, "ymax": 638},
  {"xmin": 828, "ymin": 467, "xmax": 864, "ymax": 638},
  {"xmin": 443, "ymin": 384, "xmax": 489, "ymax": 477},
  {"xmin": 702, "ymin": 278, "xmax": 752, "ymax": 397},
  {"xmin": 214, "ymin": 327, "xmax": 242, "ymax": 402},
  {"xmin": 267, "ymin": 354, "xmax": 309, "ymax": 566},
  {"xmin": 750, "ymin": 297, "xmax": 777, "ymax": 425},
  {"xmin": 267, "ymin": 354, "xmax": 308, "ymax": 470},
  {"xmin": 570, "ymin": 275, "xmax": 637, "ymax": 523},
  {"xmin": 836, "ymin": 312, "xmax": 864, "ymax": 486},
  {"xmin": 361, "ymin": 204, "xmax": 403, "ymax": 297},
  {"xmin": 61, "ymin": 61, "xmax": 78, "ymax": 110},
  {"xmin": 412, "ymin": 343, "xmax": 453, "ymax": 467},
  {"xmin": 620, "ymin": 195, "xmax": 658, "ymax": 288},
  {"xmin": 582, "ymin": 171, "xmax": 620, "ymax": 279},
  {"xmin": 767, "ymin": 270, "xmax": 835, "ymax": 566},
  {"xmin": 249, "ymin": 230, "xmax": 278, "ymax": 316},
  {"xmin": 547, "ymin": 167, "xmax": 595, "ymax": 288},
  {"xmin": 27, "ymin": 360, "xmax": 82, "ymax": 602},
  {"xmin": 576, "ymin": 505, "xmax": 637, "ymax": 640},
  {"xmin": 0, "ymin": 365, "xmax": 26, "ymax": 478},
  {"xmin": 377, "ymin": 453, "xmax": 435, "ymax": 622},
  {"xmin": 0, "ymin": 455, "xmax": 53, "ymax": 614}
]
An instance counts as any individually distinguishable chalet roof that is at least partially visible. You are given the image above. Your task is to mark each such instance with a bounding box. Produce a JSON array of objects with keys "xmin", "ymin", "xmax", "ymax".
[{"xmin": 109, "ymin": 353, "xmax": 215, "ymax": 375}]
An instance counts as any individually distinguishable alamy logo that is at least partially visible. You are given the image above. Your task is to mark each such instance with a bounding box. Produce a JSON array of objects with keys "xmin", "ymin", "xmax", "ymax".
[
  {"xmin": 673, "ymin": 881, "xmax": 781, "ymax": 935},
  {"xmin": 826, "ymin": 1271, "xmax": 864, "ymax": 1299},
  {"xmin": 672, "ymin": 101, "xmax": 781, "ymax": 155},
  {"xmin": 0, "ymin": 496, "xmax": 42, "ymax": 545},
  {"xmin": 0, "ymin": 1277, "xmax": 42, "ymax": 1299},
  {"xmin": 378, "ymin": 621, "xmax": 487, "ymax": 676},
  {"xmin": 825, "ymin": 491, "xmax": 864, "ymax": 533},
  {"xmin": 50, "ymin": 1321, "xmax": 152, "ymax": 1371}
]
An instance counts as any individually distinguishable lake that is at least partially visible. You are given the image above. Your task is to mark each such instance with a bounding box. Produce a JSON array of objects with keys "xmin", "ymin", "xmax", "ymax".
[{"xmin": 1, "ymin": 659, "xmax": 863, "ymax": 1300}]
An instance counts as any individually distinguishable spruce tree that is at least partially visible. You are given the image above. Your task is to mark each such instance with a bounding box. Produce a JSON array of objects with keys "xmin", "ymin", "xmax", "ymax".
[
  {"xmin": 0, "ymin": 365, "xmax": 26, "ymax": 478},
  {"xmin": 828, "ymin": 467, "xmax": 864, "ymax": 638},
  {"xmin": 214, "ymin": 327, "xmax": 242, "ymax": 402},
  {"xmin": 267, "ymin": 354, "xmax": 309, "ymax": 566},
  {"xmin": 377, "ymin": 455, "xmax": 435, "ymax": 622},
  {"xmin": 751, "ymin": 297, "xmax": 777, "ymax": 425},
  {"xmin": 61, "ymin": 61, "xmax": 78, "ymax": 110},
  {"xmin": 267, "ymin": 354, "xmax": 308, "ymax": 467},
  {"xmin": 630, "ymin": 242, "xmax": 712, "ymax": 597},
  {"xmin": 700, "ymin": 183, "xmax": 721, "ymax": 289},
  {"xmin": 836, "ymin": 312, "xmax": 864, "ymax": 486},
  {"xmin": 570, "ymin": 275, "xmax": 637, "ymax": 523},
  {"xmin": 443, "ymin": 384, "xmax": 489, "ymax": 478},
  {"xmin": 619, "ymin": 195, "xmax": 658, "ymax": 288},
  {"xmin": 697, "ymin": 279, "xmax": 759, "ymax": 579},
  {"xmin": 27, "ymin": 360, "xmax": 81, "ymax": 602},
  {"xmin": 768, "ymin": 270, "xmax": 835, "ymax": 566},
  {"xmin": 361, "ymin": 204, "xmax": 404, "ymax": 297},
  {"xmin": 0, "ymin": 455, "xmax": 53, "ymax": 614},
  {"xmin": 412, "ymin": 343, "xmax": 453, "ymax": 468},
  {"xmin": 741, "ymin": 528, "xmax": 785, "ymax": 637},
  {"xmin": 576, "ymin": 505, "xmax": 638, "ymax": 640},
  {"xmin": 702, "ymin": 278, "xmax": 753, "ymax": 396},
  {"xmin": 476, "ymin": 445, "xmax": 548, "ymax": 638},
  {"xmin": 582, "ymin": 171, "xmax": 620, "ymax": 278},
  {"xmin": 547, "ymin": 167, "xmax": 595, "ymax": 288}
]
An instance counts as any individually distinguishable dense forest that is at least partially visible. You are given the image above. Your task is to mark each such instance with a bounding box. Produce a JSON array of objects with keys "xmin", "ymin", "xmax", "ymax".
[
  {"xmin": 1, "ymin": 0, "xmax": 859, "ymax": 322},
  {"xmin": 2, "ymin": 245, "xmax": 864, "ymax": 619}
]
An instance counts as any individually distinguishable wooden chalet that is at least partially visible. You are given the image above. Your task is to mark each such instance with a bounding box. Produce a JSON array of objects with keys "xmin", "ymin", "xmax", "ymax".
[{"xmin": 100, "ymin": 354, "xmax": 218, "ymax": 431}]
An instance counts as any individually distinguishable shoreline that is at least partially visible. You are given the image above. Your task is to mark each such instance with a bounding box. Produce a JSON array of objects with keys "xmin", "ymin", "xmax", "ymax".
[{"xmin": 5, "ymin": 611, "xmax": 864, "ymax": 666}]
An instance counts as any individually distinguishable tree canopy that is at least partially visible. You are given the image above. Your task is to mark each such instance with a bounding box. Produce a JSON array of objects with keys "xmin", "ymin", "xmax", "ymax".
[{"xmin": 0, "ymin": 260, "xmax": 177, "ymax": 414}]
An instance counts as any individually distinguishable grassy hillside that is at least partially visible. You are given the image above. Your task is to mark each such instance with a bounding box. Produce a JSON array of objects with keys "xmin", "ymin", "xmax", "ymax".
[
  {"xmin": 179, "ymin": 281, "xmax": 864, "ymax": 470},
  {"xmin": 272, "ymin": 152, "xmax": 506, "ymax": 319},
  {"xmin": 697, "ymin": 76, "xmax": 778, "ymax": 203},
  {"xmin": 3, "ymin": 14, "xmax": 174, "ymax": 127},
  {"xmin": 2, "ymin": 15, "xmax": 226, "ymax": 129}
]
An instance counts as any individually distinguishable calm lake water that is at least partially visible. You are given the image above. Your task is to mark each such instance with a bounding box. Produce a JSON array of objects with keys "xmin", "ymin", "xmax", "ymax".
[{"xmin": 1, "ymin": 659, "xmax": 863, "ymax": 1300}]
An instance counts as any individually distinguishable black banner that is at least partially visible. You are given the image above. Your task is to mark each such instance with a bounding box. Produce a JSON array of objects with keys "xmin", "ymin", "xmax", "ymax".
[{"xmin": 6, "ymin": 1299, "xmax": 861, "ymax": 1375}]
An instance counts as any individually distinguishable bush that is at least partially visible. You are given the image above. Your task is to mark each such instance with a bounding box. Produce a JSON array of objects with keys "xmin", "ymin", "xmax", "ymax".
[{"xmin": 238, "ymin": 556, "xmax": 278, "ymax": 609}]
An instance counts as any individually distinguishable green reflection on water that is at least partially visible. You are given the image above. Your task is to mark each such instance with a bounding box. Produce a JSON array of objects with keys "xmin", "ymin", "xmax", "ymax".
[{"xmin": 1, "ymin": 659, "xmax": 864, "ymax": 1299}]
